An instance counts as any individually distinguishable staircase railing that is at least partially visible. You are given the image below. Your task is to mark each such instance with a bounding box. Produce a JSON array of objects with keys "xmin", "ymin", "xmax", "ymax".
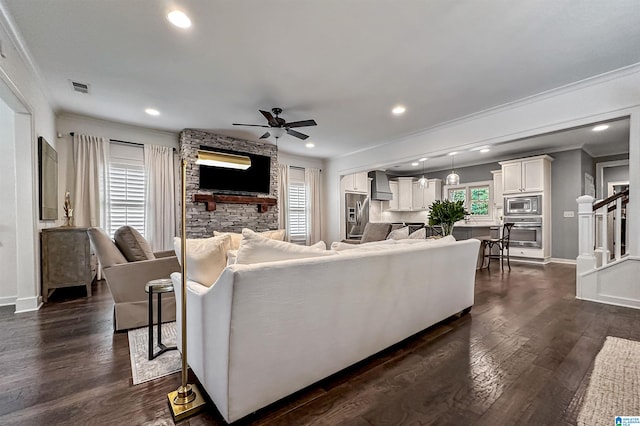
[{"xmin": 577, "ymin": 189, "xmax": 629, "ymax": 272}]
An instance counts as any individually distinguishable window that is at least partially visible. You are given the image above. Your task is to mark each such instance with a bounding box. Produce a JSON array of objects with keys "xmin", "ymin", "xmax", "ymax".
[
  {"xmin": 108, "ymin": 143, "xmax": 145, "ymax": 237},
  {"xmin": 288, "ymin": 167, "xmax": 307, "ymax": 244},
  {"xmin": 446, "ymin": 180, "xmax": 492, "ymax": 218}
]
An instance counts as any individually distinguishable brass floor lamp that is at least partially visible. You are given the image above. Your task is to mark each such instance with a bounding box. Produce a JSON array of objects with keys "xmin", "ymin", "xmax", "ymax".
[{"xmin": 168, "ymin": 150, "xmax": 251, "ymax": 421}]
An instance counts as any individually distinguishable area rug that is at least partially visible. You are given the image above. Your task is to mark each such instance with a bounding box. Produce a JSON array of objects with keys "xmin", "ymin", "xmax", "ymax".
[
  {"xmin": 128, "ymin": 322, "xmax": 181, "ymax": 385},
  {"xmin": 577, "ymin": 336, "xmax": 640, "ymax": 426}
]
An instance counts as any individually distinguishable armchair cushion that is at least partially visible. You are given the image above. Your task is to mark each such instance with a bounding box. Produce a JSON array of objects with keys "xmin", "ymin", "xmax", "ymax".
[
  {"xmin": 114, "ymin": 226, "xmax": 155, "ymax": 262},
  {"xmin": 87, "ymin": 227, "xmax": 127, "ymax": 268}
]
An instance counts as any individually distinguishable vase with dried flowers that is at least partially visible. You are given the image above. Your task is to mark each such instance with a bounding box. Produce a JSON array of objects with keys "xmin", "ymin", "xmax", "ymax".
[{"xmin": 63, "ymin": 191, "xmax": 73, "ymax": 226}]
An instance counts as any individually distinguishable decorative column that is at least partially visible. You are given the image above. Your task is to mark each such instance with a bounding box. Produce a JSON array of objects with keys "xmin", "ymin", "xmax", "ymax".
[{"xmin": 576, "ymin": 195, "xmax": 596, "ymax": 278}]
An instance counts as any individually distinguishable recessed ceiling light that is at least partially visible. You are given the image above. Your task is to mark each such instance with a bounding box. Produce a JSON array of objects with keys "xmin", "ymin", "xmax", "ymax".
[
  {"xmin": 411, "ymin": 162, "xmax": 419, "ymax": 166},
  {"xmin": 392, "ymin": 105, "xmax": 406, "ymax": 115},
  {"xmin": 592, "ymin": 124, "xmax": 609, "ymax": 132},
  {"xmin": 448, "ymin": 151, "xmax": 458, "ymax": 156},
  {"xmin": 480, "ymin": 148, "xmax": 490, "ymax": 153},
  {"xmin": 418, "ymin": 157, "xmax": 428, "ymax": 162},
  {"xmin": 145, "ymin": 108, "xmax": 160, "ymax": 116},
  {"xmin": 305, "ymin": 142, "xmax": 315, "ymax": 148},
  {"xmin": 167, "ymin": 10, "xmax": 192, "ymax": 28}
]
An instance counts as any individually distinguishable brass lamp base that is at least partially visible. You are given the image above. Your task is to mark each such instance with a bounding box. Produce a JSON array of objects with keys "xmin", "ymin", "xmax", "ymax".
[{"xmin": 168, "ymin": 383, "xmax": 206, "ymax": 421}]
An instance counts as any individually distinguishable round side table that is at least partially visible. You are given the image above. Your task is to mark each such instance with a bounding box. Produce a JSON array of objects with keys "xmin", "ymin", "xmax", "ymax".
[{"xmin": 145, "ymin": 278, "xmax": 177, "ymax": 360}]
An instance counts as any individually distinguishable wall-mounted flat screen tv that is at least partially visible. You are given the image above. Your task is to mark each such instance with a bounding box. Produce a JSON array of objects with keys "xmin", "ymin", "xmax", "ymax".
[{"xmin": 199, "ymin": 147, "xmax": 271, "ymax": 194}]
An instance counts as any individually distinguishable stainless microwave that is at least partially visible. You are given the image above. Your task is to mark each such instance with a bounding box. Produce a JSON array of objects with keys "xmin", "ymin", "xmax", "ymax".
[{"xmin": 504, "ymin": 195, "xmax": 542, "ymax": 215}]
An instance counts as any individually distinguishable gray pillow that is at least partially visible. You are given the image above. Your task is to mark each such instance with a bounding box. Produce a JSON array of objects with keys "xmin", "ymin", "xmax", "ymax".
[
  {"xmin": 114, "ymin": 226, "xmax": 155, "ymax": 262},
  {"xmin": 408, "ymin": 228, "xmax": 426, "ymax": 239},
  {"xmin": 386, "ymin": 226, "xmax": 410, "ymax": 240}
]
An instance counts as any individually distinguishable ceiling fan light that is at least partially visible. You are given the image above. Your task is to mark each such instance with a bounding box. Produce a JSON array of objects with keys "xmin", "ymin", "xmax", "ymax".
[{"xmin": 271, "ymin": 128, "xmax": 286, "ymax": 139}]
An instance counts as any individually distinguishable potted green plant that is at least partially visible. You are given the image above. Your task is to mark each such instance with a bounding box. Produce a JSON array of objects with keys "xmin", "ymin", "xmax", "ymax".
[{"xmin": 428, "ymin": 199, "xmax": 469, "ymax": 236}]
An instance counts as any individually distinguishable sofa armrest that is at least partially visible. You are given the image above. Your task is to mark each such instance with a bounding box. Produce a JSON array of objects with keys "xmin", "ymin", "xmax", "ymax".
[
  {"xmin": 103, "ymin": 256, "xmax": 181, "ymax": 303},
  {"xmin": 154, "ymin": 250, "xmax": 176, "ymax": 258}
]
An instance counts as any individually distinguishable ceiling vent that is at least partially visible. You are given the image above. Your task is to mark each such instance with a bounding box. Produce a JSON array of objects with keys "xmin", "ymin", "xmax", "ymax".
[{"xmin": 71, "ymin": 81, "xmax": 89, "ymax": 94}]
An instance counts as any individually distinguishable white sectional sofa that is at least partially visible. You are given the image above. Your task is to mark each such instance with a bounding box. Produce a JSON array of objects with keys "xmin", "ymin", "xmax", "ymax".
[{"xmin": 171, "ymin": 237, "xmax": 480, "ymax": 423}]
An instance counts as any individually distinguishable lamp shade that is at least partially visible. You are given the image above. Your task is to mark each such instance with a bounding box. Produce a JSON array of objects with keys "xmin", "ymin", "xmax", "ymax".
[
  {"xmin": 195, "ymin": 150, "xmax": 251, "ymax": 170},
  {"xmin": 270, "ymin": 128, "xmax": 286, "ymax": 139},
  {"xmin": 418, "ymin": 176, "xmax": 427, "ymax": 188},
  {"xmin": 446, "ymin": 172, "xmax": 460, "ymax": 185}
]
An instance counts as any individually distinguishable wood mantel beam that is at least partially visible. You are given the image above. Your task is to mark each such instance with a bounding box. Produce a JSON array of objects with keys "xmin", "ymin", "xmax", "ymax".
[{"xmin": 192, "ymin": 194, "xmax": 277, "ymax": 213}]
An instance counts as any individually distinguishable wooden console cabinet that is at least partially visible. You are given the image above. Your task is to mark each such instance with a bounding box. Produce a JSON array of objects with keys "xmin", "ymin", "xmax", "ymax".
[{"xmin": 41, "ymin": 227, "xmax": 96, "ymax": 302}]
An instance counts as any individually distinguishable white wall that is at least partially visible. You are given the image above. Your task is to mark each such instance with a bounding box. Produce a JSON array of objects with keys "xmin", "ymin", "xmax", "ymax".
[
  {"xmin": 0, "ymin": 9, "xmax": 57, "ymax": 311},
  {"xmin": 0, "ymin": 96, "xmax": 16, "ymax": 305},
  {"xmin": 277, "ymin": 151, "xmax": 324, "ymax": 170},
  {"xmin": 322, "ymin": 66, "xmax": 640, "ymax": 252}
]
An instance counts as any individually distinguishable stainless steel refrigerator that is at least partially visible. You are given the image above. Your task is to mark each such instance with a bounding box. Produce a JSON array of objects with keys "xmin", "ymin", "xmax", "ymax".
[{"xmin": 345, "ymin": 193, "xmax": 369, "ymax": 240}]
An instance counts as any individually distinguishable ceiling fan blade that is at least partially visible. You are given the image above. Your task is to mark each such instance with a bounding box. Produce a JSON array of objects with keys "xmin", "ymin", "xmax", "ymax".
[
  {"xmin": 260, "ymin": 132, "xmax": 270, "ymax": 139},
  {"xmin": 259, "ymin": 110, "xmax": 279, "ymax": 127},
  {"xmin": 287, "ymin": 129, "xmax": 309, "ymax": 140},
  {"xmin": 285, "ymin": 119, "xmax": 317, "ymax": 128},
  {"xmin": 232, "ymin": 123, "xmax": 270, "ymax": 128}
]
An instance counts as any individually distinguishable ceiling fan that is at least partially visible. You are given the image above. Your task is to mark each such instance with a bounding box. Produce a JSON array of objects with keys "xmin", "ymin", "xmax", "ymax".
[{"xmin": 233, "ymin": 108, "xmax": 317, "ymax": 141}]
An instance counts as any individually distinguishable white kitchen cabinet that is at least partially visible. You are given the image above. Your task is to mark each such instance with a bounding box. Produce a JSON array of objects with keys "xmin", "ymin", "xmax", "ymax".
[
  {"xmin": 341, "ymin": 172, "xmax": 369, "ymax": 193},
  {"xmin": 500, "ymin": 156, "xmax": 550, "ymax": 194},
  {"xmin": 491, "ymin": 170, "xmax": 503, "ymax": 208},
  {"xmin": 397, "ymin": 178, "xmax": 413, "ymax": 210},
  {"xmin": 388, "ymin": 181, "xmax": 399, "ymax": 210},
  {"xmin": 412, "ymin": 179, "xmax": 442, "ymax": 210}
]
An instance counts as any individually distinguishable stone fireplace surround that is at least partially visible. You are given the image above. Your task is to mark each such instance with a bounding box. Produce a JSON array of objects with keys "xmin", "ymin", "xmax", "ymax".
[{"xmin": 180, "ymin": 129, "xmax": 278, "ymax": 238}]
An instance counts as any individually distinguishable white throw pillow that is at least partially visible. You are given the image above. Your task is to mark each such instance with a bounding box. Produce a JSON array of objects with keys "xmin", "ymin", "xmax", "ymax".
[
  {"xmin": 386, "ymin": 226, "xmax": 409, "ymax": 240},
  {"xmin": 226, "ymin": 250, "xmax": 238, "ymax": 266},
  {"xmin": 214, "ymin": 229, "xmax": 287, "ymax": 250},
  {"xmin": 174, "ymin": 234, "xmax": 231, "ymax": 287},
  {"xmin": 408, "ymin": 227, "xmax": 426, "ymax": 239},
  {"xmin": 236, "ymin": 229, "xmax": 332, "ymax": 264}
]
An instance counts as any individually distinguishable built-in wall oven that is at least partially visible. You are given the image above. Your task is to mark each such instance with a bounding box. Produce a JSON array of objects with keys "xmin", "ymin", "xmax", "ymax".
[
  {"xmin": 504, "ymin": 216, "xmax": 542, "ymax": 248},
  {"xmin": 505, "ymin": 195, "xmax": 542, "ymax": 216}
]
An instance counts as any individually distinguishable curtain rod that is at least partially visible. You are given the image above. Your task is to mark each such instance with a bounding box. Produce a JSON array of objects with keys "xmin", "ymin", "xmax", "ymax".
[{"xmin": 69, "ymin": 132, "xmax": 176, "ymax": 151}]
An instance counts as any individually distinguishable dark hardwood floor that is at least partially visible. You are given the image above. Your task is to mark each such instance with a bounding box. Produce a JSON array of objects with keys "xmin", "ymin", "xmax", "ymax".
[{"xmin": 1, "ymin": 263, "xmax": 640, "ymax": 425}]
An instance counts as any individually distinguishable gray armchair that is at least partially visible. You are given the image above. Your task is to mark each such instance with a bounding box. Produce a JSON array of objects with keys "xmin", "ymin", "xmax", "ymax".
[
  {"xmin": 342, "ymin": 222, "xmax": 402, "ymax": 244},
  {"xmin": 87, "ymin": 227, "xmax": 180, "ymax": 331}
]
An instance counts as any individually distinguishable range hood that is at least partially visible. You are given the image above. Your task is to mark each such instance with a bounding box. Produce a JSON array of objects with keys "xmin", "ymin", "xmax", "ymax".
[{"xmin": 368, "ymin": 170, "xmax": 393, "ymax": 201}]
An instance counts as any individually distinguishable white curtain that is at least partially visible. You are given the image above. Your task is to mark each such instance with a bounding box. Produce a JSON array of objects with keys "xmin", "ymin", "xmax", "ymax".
[
  {"xmin": 278, "ymin": 164, "xmax": 289, "ymax": 240},
  {"xmin": 144, "ymin": 145, "xmax": 176, "ymax": 251},
  {"xmin": 72, "ymin": 133, "xmax": 110, "ymax": 229},
  {"xmin": 305, "ymin": 168, "xmax": 322, "ymax": 244}
]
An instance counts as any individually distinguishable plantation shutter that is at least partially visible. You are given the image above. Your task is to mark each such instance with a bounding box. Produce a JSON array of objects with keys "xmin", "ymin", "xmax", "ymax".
[
  {"xmin": 288, "ymin": 167, "xmax": 307, "ymax": 244},
  {"xmin": 108, "ymin": 143, "xmax": 146, "ymax": 237}
]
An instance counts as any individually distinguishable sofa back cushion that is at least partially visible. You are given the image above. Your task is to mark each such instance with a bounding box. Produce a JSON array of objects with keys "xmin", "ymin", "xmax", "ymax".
[
  {"xmin": 114, "ymin": 226, "xmax": 155, "ymax": 262},
  {"xmin": 215, "ymin": 229, "xmax": 287, "ymax": 250},
  {"xmin": 174, "ymin": 234, "xmax": 231, "ymax": 287},
  {"xmin": 236, "ymin": 229, "xmax": 332, "ymax": 265},
  {"xmin": 87, "ymin": 227, "xmax": 128, "ymax": 268}
]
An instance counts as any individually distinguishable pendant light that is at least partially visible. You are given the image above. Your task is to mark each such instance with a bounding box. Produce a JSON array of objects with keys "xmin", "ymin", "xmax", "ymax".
[
  {"xmin": 418, "ymin": 158, "xmax": 427, "ymax": 188},
  {"xmin": 446, "ymin": 154, "xmax": 460, "ymax": 185}
]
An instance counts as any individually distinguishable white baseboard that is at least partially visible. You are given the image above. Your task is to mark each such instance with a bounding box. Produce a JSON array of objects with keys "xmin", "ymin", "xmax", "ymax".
[
  {"xmin": 0, "ymin": 296, "xmax": 17, "ymax": 307},
  {"xmin": 549, "ymin": 258, "xmax": 577, "ymax": 265},
  {"xmin": 14, "ymin": 296, "xmax": 42, "ymax": 313}
]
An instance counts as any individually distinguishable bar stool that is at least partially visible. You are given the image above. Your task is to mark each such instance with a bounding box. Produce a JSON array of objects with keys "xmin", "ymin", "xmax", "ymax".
[{"xmin": 480, "ymin": 223, "xmax": 514, "ymax": 270}]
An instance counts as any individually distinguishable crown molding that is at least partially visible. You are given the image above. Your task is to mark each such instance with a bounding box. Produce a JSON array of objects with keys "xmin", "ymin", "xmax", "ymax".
[
  {"xmin": 0, "ymin": 1, "xmax": 56, "ymax": 109},
  {"xmin": 338, "ymin": 62, "xmax": 640, "ymax": 160}
]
